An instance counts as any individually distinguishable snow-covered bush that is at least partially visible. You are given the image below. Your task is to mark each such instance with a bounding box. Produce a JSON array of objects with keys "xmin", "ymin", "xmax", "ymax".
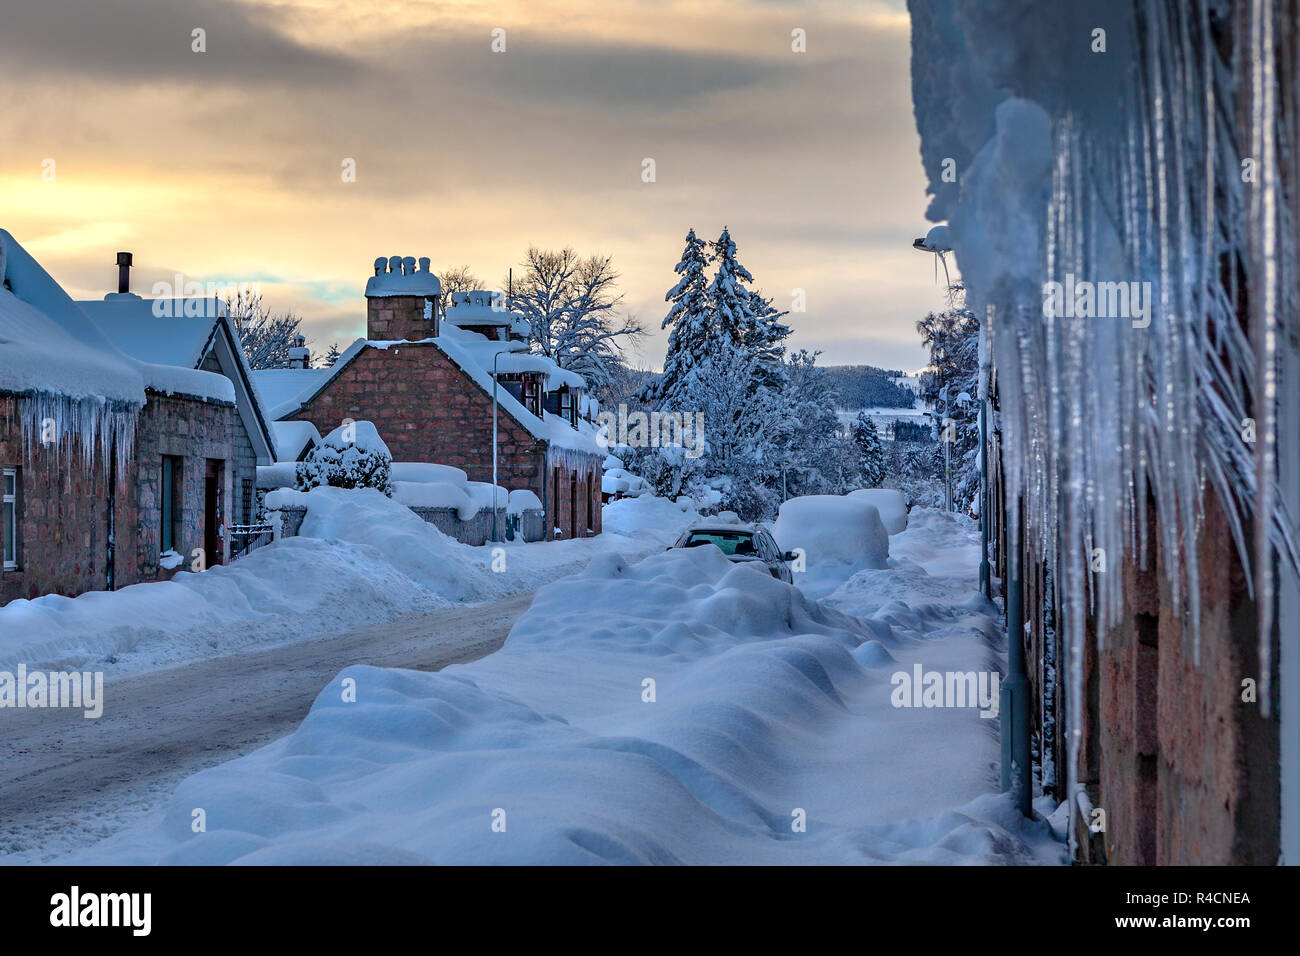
[
  {"xmin": 296, "ymin": 421, "xmax": 393, "ymax": 495},
  {"xmin": 611, "ymin": 442, "xmax": 707, "ymax": 502}
]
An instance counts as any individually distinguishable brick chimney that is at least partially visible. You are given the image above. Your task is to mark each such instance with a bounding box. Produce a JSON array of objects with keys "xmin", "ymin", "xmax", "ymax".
[{"xmin": 365, "ymin": 254, "xmax": 441, "ymax": 341}]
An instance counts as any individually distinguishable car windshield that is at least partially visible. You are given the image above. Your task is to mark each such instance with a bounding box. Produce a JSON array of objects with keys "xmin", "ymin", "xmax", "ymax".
[{"xmin": 683, "ymin": 530, "xmax": 756, "ymax": 556}]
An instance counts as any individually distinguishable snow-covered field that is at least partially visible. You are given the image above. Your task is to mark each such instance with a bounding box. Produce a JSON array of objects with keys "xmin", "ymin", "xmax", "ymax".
[
  {"xmin": 0, "ymin": 489, "xmax": 699, "ymax": 679},
  {"xmin": 58, "ymin": 504, "xmax": 1066, "ymax": 865}
]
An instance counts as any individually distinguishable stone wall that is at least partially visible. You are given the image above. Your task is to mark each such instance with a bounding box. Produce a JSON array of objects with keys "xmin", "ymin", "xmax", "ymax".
[
  {"xmin": 0, "ymin": 395, "xmax": 122, "ymax": 603},
  {"xmin": 271, "ymin": 503, "xmax": 546, "ymax": 546},
  {"xmin": 0, "ymin": 390, "xmax": 236, "ymax": 605},
  {"xmin": 132, "ymin": 390, "xmax": 236, "ymax": 581}
]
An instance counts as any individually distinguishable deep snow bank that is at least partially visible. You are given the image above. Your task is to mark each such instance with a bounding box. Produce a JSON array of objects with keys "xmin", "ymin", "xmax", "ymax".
[
  {"xmin": 847, "ymin": 489, "xmax": 909, "ymax": 535},
  {"xmin": 66, "ymin": 519, "xmax": 1063, "ymax": 865},
  {"xmin": 0, "ymin": 489, "xmax": 699, "ymax": 676},
  {"xmin": 773, "ymin": 494, "xmax": 890, "ymax": 599}
]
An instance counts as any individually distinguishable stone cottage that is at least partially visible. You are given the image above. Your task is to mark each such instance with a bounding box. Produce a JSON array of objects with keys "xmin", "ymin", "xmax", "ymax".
[{"xmin": 0, "ymin": 230, "xmax": 239, "ymax": 605}]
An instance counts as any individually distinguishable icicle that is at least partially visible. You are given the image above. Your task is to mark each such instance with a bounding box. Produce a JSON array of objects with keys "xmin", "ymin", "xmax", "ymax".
[{"xmin": 1249, "ymin": 0, "xmax": 1279, "ymax": 717}]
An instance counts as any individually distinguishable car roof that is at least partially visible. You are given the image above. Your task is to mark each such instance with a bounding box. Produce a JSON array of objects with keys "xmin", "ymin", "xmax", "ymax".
[{"xmin": 686, "ymin": 522, "xmax": 758, "ymax": 534}]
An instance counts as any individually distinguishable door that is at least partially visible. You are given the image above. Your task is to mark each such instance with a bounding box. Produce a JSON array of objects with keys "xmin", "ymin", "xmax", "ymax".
[
  {"xmin": 570, "ymin": 474, "xmax": 578, "ymax": 540},
  {"xmin": 204, "ymin": 459, "xmax": 223, "ymax": 567}
]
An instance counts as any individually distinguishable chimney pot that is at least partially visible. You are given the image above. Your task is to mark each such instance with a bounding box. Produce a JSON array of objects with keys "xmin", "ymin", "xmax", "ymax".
[
  {"xmin": 402, "ymin": 256, "xmax": 416, "ymax": 276},
  {"xmin": 373, "ymin": 256, "xmax": 386, "ymax": 276},
  {"xmin": 388, "ymin": 255, "xmax": 402, "ymax": 274},
  {"xmin": 418, "ymin": 256, "xmax": 431, "ymax": 273}
]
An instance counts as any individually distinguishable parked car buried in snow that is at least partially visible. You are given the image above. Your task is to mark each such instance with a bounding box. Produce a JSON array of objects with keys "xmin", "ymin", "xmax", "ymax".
[{"xmin": 670, "ymin": 521, "xmax": 796, "ymax": 584}]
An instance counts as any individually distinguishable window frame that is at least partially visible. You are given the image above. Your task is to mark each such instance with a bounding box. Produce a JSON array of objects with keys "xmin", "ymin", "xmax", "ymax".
[
  {"xmin": 2, "ymin": 466, "xmax": 18, "ymax": 571},
  {"xmin": 160, "ymin": 455, "xmax": 183, "ymax": 555}
]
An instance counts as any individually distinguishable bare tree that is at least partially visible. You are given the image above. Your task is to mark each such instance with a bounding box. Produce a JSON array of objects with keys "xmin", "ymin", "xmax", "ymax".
[
  {"xmin": 505, "ymin": 247, "xmax": 644, "ymax": 394},
  {"xmin": 437, "ymin": 265, "xmax": 484, "ymax": 300},
  {"xmin": 224, "ymin": 289, "xmax": 306, "ymax": 370}
]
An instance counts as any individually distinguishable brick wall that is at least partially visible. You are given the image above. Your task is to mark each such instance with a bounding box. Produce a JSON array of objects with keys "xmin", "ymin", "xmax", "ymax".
[
  {"xmin": 1017, "ymin": 486, "xmax": 1280, "ymax": 865},
  {"xmin": 290, "ymin": 343, "xmax": 602, "ymax": 539},
  {"xmin": 367, "ymin": 295, "xmax": 436, "ymax": 342}
]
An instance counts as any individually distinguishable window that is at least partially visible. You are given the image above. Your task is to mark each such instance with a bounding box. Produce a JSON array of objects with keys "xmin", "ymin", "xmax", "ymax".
[
  {"xmin": 523, "ymin": 377, "xmax": 541, "ymax": 417},
  {"xmin": 3, "ymin": 467, "xmax": 17, "ymax": 570},
  {"xmin": 559, "ymin": 388, "xmax": 574, "ymax": 425},
  {"xmin": 160, "ymin": 456, "xmax": 183, "ymax": 553},
  {"xmin": 241, "ymin": 478, "xmax": 254, "ymax": 524},
  {"xmin": 682, "ymin": 530, "xmax": 754, "ymax": 556}
]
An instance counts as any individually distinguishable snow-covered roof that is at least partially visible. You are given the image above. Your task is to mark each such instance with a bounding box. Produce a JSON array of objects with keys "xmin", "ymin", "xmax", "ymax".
[
  {"xmin": 443, "ymin": 291, "xmax": 530, "ymax": 338},
  {"xmin": 0, "ymin": 229, "xmax": 145, "ymax": 407},
  {"xmin": 79, "ymin": 294, "xmax": 222, "ymax": 369},
  {"xmin": 81, "ymin": 293, "xmax": 277, "ymax": 457},
  {"xmin": 251, "ymin": 366, "xmax": 337, "ymax": 420},
  {"xmin": 440, "ymin": 323, "xmax": 586, "ymax": 391},
  {"xmin": 270, "ymin": 420, "xmax": 321, "ymax": 461},
  {"xmin": 364, "ymin": 256, "xmax": 441, "ymax": 298}
]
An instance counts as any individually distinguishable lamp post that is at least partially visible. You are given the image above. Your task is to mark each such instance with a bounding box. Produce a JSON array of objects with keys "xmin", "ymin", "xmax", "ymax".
[{"xmin": 492, "ymin": 351, "xmax": 502, "ymax": 543}]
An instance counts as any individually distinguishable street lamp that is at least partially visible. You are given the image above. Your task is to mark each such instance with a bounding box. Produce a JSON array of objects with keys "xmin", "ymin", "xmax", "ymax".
[{"xmin": 492, "ymin": 350, "xmax": 502, "ymax": 543}]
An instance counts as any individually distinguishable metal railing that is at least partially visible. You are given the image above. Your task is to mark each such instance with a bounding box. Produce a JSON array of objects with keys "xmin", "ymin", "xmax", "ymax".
[{"xmin": 230, "ymin": 523, "xmax": 274, "ymax": 561}]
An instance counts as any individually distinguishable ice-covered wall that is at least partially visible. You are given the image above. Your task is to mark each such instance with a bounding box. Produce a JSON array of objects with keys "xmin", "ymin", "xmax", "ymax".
[{"xmin": 909, "ymin": 0, "xmax": 1295, "ymax": 838}]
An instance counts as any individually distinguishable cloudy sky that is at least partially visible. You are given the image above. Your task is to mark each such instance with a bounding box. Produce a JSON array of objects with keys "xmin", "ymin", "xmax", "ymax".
[{"xmin": 0, "ymin": 0, "xmax": 945, "ymax": 371}]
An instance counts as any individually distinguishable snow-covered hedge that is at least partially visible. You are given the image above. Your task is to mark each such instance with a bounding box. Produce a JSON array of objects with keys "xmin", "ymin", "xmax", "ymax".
[{"xmin": 296, "ymin": 421, "xmax": 393, "ymax": 496}]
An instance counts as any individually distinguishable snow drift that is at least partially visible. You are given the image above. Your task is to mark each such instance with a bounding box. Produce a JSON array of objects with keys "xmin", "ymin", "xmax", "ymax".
[
  {"xmin": 847, "ymin": 489, "xmax": 909, "ymax": 535},
  {"xmin": 64, "ymin": 511, "xmax": 1062, "ymax": 865}
]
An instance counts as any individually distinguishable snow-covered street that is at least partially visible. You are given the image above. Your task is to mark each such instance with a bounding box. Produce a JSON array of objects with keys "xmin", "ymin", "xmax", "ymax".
[
  {"xmin": 0, "ymin": 592, "xmax": 532, "ymax": 864},
  {"xmin": 36, "ymin": 505, "xmax": 1064, "ymax": 866}
]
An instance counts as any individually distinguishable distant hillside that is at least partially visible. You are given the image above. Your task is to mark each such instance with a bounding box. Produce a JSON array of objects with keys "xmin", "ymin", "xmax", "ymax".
[{"xmin": 822, "ymin": 365, "xmax": 918, "ymax": 409}]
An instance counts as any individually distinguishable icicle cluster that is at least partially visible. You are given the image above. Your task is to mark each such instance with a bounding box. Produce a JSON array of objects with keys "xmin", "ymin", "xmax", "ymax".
[
  {"xmin": 12, "ymin": 391, "xmax": 139, "ymax": 475},
  {"xmin": 967, "ymin": 0, "xmax": 1295, "ymax": 811}
]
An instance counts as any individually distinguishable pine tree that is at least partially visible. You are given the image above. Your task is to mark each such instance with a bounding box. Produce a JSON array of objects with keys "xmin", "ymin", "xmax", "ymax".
[
  {"xmin": 323, "ymin": 344, "xmax": 342, "ymax": 368},
  {"xmin": 852, "ymin": 411, "xmax": 884, "ymax": 487},
  {"xmin": 743, "ymin": 287, "xmax": 792, "ymax": 389},
  {"xmin": 706, "ymin": 227, "xmax": 755, "ymax": 353},
  {"xmin": 646, "ymin": 228, "xmax": 712, "ymax": 406}
]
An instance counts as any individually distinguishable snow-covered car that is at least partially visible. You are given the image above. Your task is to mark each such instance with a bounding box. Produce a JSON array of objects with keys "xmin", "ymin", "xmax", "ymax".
[{"xmin": 671, "ymin": 521, "xmax": 796, "ymax": 584}]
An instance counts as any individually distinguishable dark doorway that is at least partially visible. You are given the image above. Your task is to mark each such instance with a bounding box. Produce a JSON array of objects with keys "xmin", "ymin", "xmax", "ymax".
[
  {"xmin": 570, "ymin": 473, "xmax": 578, "ymax": 540},
  {"xmin": 204, "ymin": 459, "xmax": 223, "ymax": 567}
]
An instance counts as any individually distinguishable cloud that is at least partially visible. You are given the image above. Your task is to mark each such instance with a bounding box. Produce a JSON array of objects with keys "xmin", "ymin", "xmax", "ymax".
[
  {"xmin": 0, "ymin": 0, "xmax": 359, "ymax": 86},
  {"xmin": 0, "ymin": 0, "xmax": 940, "ymax": 372}
]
